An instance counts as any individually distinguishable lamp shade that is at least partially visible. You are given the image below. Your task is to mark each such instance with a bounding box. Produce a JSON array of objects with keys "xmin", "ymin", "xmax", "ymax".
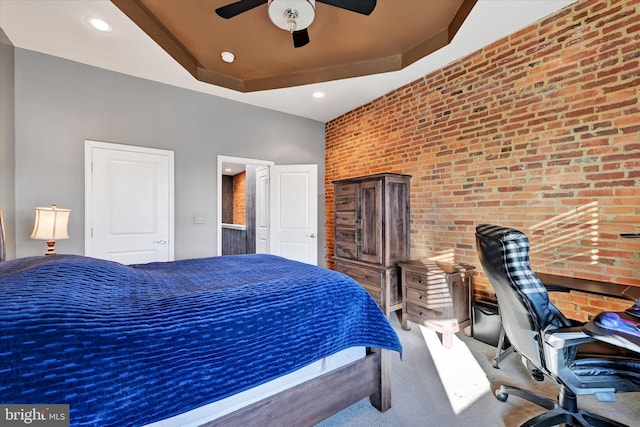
[{"xmin": 31, "ymin": 204, "xmax": 71, "ymax": 241}]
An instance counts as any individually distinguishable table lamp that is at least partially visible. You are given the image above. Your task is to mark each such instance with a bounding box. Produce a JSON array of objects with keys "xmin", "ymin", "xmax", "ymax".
[{"xmin": 31, "ymin": 204, "xmax": 71, "ymax": 255}]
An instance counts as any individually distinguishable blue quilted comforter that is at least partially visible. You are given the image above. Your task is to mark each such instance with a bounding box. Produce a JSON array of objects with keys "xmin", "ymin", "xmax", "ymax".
[{"xmin": 0, "ymin": 254, "xmax": 401, "ymax": 426}]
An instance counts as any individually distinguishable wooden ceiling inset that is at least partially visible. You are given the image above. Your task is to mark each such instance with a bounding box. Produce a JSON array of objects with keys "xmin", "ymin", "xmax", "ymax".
[{"xmin": 112, "ymin": 0, "xmax": 478, "ymax": 92}]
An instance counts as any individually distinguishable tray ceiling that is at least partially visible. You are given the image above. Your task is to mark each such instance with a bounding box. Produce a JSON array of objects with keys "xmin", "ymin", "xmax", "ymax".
[{"xmin": 112, "ymin": 0, "xmax": 477, "ymax": 92}]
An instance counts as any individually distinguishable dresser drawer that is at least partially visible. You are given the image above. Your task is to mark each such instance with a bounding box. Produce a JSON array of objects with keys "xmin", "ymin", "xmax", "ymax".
[
  {"xmin": 334, "ymin": 261, "xmax": 383, "ymax": 290},
  {"xmin": 335, "ymin": 196, "xmax": 356, "ymax": 211},
  {"xmin": 335, "ymin": 243, "xmax": 357, "ymax": 259},
  {"xmin": 405, "ymin": 302, "xmax": 443, "ymax": 322},
  {"xmin": 335, "ymin": 260, "xmax": 384, "ymax": 305},
  {"xmin": 334, "ymin": 182, "xmax": 357, "ymax": 197},
  {"xmin": 335, "ymin": 227, "xmax": 356, "ymax": 244},
  {"xmin": 405, "ymin": 286, "xmax": 454, "ymax": 318},
  {"xmin": 335, "ymin": 211, "xmax": 356, "ymax": 226},
  {"xmin": 335, "ymin": 225, "xmax": 357, "ymax": 259},
  {"xmin": 404, "ymin": 268, "xmax": 439, "ymax": 288}
]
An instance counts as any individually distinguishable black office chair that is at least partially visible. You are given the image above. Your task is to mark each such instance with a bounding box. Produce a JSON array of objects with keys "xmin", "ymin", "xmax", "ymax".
[{"xmin": 475, "ymin": 224, "xmax": 640, "ymax": 427}]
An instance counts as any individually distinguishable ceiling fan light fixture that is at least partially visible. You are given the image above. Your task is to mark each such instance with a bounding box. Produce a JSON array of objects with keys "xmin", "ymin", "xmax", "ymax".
[
  {"xmin": 285, "ymin": 9, "xmax": 298, "ymax": 32},
  {"xmin": 268, "ymin": 0, "xmax": 315, "ymax": 32}
]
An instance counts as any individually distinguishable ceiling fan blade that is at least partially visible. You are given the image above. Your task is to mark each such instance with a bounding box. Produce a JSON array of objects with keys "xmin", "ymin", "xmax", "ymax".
[
  {"xmin": 317, "ymin": 0, "xmax": 376, "ymax": 15},
  {"xmin": 215, "ymin": 0, "xmax": 268, "ymax": 19},
  {"xmin": 292, "ymin": 29, "xmax": 310, "ymax": 48}
]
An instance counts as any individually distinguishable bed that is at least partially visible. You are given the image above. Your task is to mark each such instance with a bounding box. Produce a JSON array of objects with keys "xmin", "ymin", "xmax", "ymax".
[{"xmin": 0, "ymin": 251, "xmax": 401, "ymax": 426}]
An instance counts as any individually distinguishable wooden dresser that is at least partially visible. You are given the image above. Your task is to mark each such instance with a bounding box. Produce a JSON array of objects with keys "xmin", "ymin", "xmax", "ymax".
[
  {"xmin": 399, "ymin": 260, "xmax": 475, "ymax": 348},
  {"xmin": 333, "ymin": 173, "xmax": 411, "ymax": 316}
]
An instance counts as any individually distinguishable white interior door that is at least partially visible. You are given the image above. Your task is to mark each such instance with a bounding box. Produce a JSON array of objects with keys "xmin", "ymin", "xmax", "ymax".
[
  {"xmin": 256, "ymin": 166, "xmax": 270, "ymax": 254},
  {"xmin": 269, "ymin": 164, "xmax": 318, "ymax": 265},
  {"xmin": 85, "ymin": 140, "xmax": 174, "ymax": 264}
]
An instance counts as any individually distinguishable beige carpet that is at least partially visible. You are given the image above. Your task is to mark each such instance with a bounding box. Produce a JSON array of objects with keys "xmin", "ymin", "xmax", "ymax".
[{"xmin": 318, "ymin": 312, "xmax": 640, "ymax": 427}]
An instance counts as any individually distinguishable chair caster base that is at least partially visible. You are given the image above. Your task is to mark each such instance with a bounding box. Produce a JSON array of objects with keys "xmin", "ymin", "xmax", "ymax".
[
  {"xmin": 494, "ymin": 384, "xmax": 629, "ymax": 427},
  {"xmin": 495, "ymin": 391, "xmax": 508, "ymax": 402}
]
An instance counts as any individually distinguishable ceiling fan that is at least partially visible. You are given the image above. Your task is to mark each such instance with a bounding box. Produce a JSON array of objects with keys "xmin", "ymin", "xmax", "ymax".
[{"xmin": 215, "ymin": 0, "xmax": 377, "ymax": 48}]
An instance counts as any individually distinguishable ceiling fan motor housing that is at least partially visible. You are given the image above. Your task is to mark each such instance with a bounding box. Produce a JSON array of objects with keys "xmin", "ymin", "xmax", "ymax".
[{"xmin": 268, "ymin": 0, "xmax": 316, "ymax": 32}]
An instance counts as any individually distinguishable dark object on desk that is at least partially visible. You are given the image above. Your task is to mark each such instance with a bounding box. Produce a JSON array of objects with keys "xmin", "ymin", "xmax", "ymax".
[
  {"xmin": 620, "ymin": 233, "xmax": 640, "ymax": 238},
  {"xmin": 476, "ymin": 224, "xmax": 640, "ymax": 427},
  {"xmin": 594, "ymin": 312, "xmax": 640, "ymax": 338},
  {"xmin": 583, "ymin": 311, "xmax": 640, "ymax": 355}
]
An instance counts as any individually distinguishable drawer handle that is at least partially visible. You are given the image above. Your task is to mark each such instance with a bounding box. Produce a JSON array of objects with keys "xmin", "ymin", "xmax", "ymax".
[
  {"xmin": 418, "ymin": 279, "xmax": 423, "ymax": 284},
  {"xmin": 419, "ymin": 295, "xmax": 424, "ymax": 300},
  {"xmin": 365, "ymin": 275, "xmax": 371, "ymax": 280}
]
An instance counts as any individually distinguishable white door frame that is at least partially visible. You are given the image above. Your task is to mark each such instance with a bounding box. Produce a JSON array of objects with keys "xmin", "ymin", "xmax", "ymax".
[
  {"xmin": 85, "ymin": 140, "xmax": 175, "ymax": 261},
  {"xmin": 216, "ymin": 155, "xmax": 274, "ymax": 256},
  {"xmin": 255, "ymin": 166, "xmax": 270, "ymax": 254}
]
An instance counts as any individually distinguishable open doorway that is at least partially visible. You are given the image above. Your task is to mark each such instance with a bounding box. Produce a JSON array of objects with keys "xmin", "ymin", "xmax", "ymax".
[
  {"xmin": 216, "ymin": 156, "xmax": 273, "ymax": 256},
  {"xmin": 217, "ymin": 156, "xmax": 319, "ymax": 265}
]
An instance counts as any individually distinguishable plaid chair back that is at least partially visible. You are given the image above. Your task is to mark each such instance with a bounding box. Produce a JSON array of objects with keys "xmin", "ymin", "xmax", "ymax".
[{"xmin": 475, "ymin": 224, "xmax": 571, "ymax": 368}]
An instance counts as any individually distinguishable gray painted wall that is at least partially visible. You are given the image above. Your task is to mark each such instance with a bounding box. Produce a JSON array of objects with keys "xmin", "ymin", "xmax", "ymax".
[
  {"xmin": 0, "ymin": 29, "xmax": 16, "ymax": 259},
  {"xmin": 13, "ymin": 49, "xmax": 326, "ymax": 263}
]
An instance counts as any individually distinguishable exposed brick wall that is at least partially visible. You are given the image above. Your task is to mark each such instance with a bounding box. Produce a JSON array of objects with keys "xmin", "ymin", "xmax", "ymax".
[
  {"xmin": 232, "ymin": 172, "xmax": 246, "ymax": 225},
  {"xmin": 325, "ymin": 0, "xmax": 640, "ymax": 319}
]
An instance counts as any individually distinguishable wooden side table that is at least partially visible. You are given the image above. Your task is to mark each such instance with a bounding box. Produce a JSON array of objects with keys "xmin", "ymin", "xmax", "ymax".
[{"xmin": 399, "ymin": 260, "xmax": 475, "ymax": 348}]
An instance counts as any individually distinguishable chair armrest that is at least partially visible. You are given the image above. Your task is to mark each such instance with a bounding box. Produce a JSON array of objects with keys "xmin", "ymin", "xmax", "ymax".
[
  {"xmin": 543, "ymin": 327, "xmax": 602, "ymax": 394},
  {"xmin": 544, "ymin": 326, "xmax": 596, "ymax": 349}
]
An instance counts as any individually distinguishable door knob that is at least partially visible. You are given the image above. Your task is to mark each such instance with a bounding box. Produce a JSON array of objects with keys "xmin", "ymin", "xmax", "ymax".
[{"xmin": 153, "ymin": 240, "xmax": 167, "ymax": 244}]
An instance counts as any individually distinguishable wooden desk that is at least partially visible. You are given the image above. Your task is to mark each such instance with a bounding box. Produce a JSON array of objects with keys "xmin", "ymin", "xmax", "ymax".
[{"xmin": 537, "ymin": 273, "xmax": 640, "ymax": 301}]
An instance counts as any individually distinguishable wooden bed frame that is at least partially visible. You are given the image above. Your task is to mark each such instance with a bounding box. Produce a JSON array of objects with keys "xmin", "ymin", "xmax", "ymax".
[{"xmin": 205, "ymin": 347, "xmax": 391, "ymax": 426}]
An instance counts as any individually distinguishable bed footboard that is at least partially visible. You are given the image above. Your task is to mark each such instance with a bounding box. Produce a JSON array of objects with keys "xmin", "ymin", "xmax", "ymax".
[{"xmin": 203, "ymin": 348, "xmax": 391, "ymax": 427}]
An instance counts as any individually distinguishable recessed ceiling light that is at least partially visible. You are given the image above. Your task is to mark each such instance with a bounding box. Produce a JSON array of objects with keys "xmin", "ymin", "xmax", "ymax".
[
  {"xmin": 221, "ymin": 51, "xmax": 235, "ymax": 63},
  {"xmin": 87, "ymin": 17, "xmax": 113, "ymax": 32},
  {"xmin": 312, "ymin": 91, "xmax": 325, "ymax": 98}
]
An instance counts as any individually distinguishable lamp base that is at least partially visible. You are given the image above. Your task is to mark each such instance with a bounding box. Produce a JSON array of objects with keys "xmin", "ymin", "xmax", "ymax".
[{"xmin": 45, "ymin": 240, "xmax": 56, "ymax": 255}]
